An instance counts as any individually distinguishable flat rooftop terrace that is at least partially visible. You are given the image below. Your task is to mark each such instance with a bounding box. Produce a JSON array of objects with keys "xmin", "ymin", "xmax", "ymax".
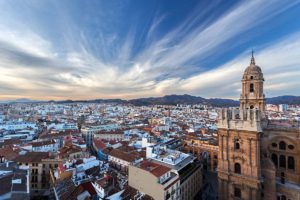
[{"xmin": 150, "ymin": 149, "xmax": 194, "ymax": 170}]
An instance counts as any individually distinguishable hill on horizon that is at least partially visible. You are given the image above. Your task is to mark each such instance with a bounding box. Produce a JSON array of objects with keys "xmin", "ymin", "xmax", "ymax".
[{"xmin": 2, "ymin": 94, "xmax": 299, "ymax": 107}]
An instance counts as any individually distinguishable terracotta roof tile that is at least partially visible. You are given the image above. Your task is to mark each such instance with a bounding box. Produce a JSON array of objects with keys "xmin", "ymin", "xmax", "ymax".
[
  {"xmin": 107, "ymin": 149, "xmax": 138, "ymax": 163},
  {"xmin": 93, "ymin": 139, "xmax": 106, "ymax": 150},
  {"xmin": 13, "ymin": 152, "xmax": 49, "ymax": 163},
  {"xmin": 139, "ymin": 160, "xmax": 171, "ymax": 177}
]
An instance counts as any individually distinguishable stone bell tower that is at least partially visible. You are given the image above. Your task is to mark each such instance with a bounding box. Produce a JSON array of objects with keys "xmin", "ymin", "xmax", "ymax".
[
  {"xmin": 217, "ymin": 52, "xmax": 264, "ymax": 200},
  {"xmin": 240, "ymin": 51, "xmax": 266, "ymax": 111}
]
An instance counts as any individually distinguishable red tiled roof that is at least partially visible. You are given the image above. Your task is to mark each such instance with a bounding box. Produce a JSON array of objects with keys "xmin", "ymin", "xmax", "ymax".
[
  {"xmin": 58, "ymin": 145, "xmax": 82, "ymax": 158},
  {"xmin": 0, "ymin": 146, "xmax": 20, "ymax": 161},
  {"xmin": 80, "ymin": 182, "xmax": 96, "ymax": 196},
  {"xmin": 121, "ymin": 186, "xmax": 154, "ymax": 200},
  {"xmin": 30, "ymin": 139, "xmax": 55, "ymax": 147},
  {"xmin": 0, "ymin": 139, "xmax": 22, "ymax": 147},
  {"xmin": 139, "ymin": 160, "xmax": 171, "ymax": 178},
  {"xmin": 13, "ymin": 152, "xmax": 49, "ymax": 163},
  {"xmin": 107, "ymin": 149, "xmax": 138, "ymax": 163},
  {"xmin": 93, "ymin": 139, "xmax": 106, "ymax": 150}
]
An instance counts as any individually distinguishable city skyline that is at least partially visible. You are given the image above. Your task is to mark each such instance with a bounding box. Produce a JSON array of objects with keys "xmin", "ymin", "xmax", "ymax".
[{"xmin": 1, "ymin": 0, "xmax": 300, "ymax": 100}]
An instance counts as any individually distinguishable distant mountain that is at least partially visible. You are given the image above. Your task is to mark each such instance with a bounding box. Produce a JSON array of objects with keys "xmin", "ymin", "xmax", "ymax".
[
  {"xmin": 0, "ymin": 98, "xmax": 44, "ymax": 104},
  {"xmin": 128, "ymin": 94, "xmax": 208, "ymax": 106},
  {"xmin": 266, "ymin": 95, "xmax": 300, "ymax": 105},
  {"xmin": 54, "ymin": 99, "xmax": 126, "ymax": 104},
  {"xmin": 129, "ymin": 94, "xmax": 300, "ymax": 107},
  {"xmin": 208, "ymin": 98, "xmax": 239, "ymax": 107},
  {"xmin": 14, "ymin": 98, "xmax": 41, "ymax": 103},
  {"xmin": 1, "ymin": 95, "xmax": 299, "ymax": 107},
  {"xmin": 128, "ymin": 94, "xmax": 240, "ymax": 107}
]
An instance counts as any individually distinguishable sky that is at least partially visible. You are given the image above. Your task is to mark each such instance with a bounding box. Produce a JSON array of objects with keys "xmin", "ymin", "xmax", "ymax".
[{"xmin": 0, "ymin": 0, "xmax": 300, "ymax": 100}]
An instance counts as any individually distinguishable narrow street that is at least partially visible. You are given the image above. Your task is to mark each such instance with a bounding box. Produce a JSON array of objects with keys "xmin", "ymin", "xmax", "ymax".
[{"xmin": 201, "ymin": 171, "xmax": 218, "ymax": 200}]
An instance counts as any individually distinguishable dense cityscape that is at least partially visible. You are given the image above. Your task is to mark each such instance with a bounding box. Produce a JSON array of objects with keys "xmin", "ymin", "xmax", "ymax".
[{"xmin": 1, "ymin": 1, "xmax": 300, "ymax": 200}]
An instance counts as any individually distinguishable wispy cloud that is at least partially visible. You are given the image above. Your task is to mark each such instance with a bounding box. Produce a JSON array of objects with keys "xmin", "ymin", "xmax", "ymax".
[
  {"xmin": 177, "ymin": 31, "xmax": 300, "ymax": 98},
  {"xmin": 0, "ymin": 0, "xmax": 299, "ymax": 100}
]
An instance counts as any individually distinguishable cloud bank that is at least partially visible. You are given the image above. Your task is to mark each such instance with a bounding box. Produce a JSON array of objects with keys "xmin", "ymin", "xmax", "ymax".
[{"xmin": 0, "ymin": 0, "xmax": 299, "ymax": 100}]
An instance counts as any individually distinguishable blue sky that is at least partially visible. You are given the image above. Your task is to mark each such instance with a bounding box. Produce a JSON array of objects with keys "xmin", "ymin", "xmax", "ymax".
[{"xmin": 0, "ymin": 0, "xmax": 300, "ymax": 100}]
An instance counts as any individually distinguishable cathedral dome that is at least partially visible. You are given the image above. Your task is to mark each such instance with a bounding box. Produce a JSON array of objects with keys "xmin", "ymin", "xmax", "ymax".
[
  {"xmin": 242, "ymin": 52, "xmax": 264, "ymax": 80},
  {"xmin": 244, "ymin": 64, "xmax": 262, "ymax": 74}
]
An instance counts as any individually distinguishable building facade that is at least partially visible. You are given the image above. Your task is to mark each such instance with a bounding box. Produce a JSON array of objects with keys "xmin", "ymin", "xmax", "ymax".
[
  {"xmin": 129, "ymin": 160, "xmax": 180, "ymax": 200},
  {"xmin": 217, "ymin": 54, "xmax": 300, "ymax": 200}
]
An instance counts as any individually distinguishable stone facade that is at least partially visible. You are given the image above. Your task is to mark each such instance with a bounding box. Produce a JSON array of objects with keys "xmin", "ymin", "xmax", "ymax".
[
  {"xmin": 183, "ymin": 138, "xmax": 218, "ymax": 171},
  {"xmin": 217, "ymin": 54, "xmax": 300, "ymax": 200}
]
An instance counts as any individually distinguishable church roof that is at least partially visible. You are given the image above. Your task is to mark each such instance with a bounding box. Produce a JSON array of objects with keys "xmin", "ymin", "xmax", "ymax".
[{"xmin": 243, "ymin": 51, "xmax": 264, "ymax": 79}]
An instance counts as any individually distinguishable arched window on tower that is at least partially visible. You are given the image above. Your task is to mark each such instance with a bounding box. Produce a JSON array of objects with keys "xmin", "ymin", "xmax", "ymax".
[
  {"xmin": 271, "ymin": 154, "xmax": 278, "ymax": 168},
  {"xmin": 234, "ymin": 163, "xmax": 241, "ymax": 174},
  {"xmin": 288, "ymin": 156, "xmax": 295, "ymax": 170},
  {"xmin": 279, "ymin": 155, "xmax": 286, "ymax": 168},
  {"xmin": 235, "ymin": 142, "xmax": 240, "ymax": 150},
  {"xmin": 234, "ymin": 187, "xmax": 241, "ymax": 198},
  {"xmin": 279, "ymin": 141, "xmax": 286, "ymax": 150},
  {"xmin": 250, "ymin": 83, "xmax": 254, "ymax": 92}
]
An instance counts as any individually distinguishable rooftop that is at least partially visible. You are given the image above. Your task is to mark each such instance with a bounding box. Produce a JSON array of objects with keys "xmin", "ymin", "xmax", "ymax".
[
  {"xmin": 13, "ymin": 152, "xmax": 49, "ymax": 163},
  {"xmin": 107, "ymin": 148, "xmax": 139, "ymax": 163},
  {"xmin": 147, "ymin": 145, "xmax": 194, "ymax": 170},
  {"xmin": 266, "ymin": 120, "xmax": 300, "ymax": 131},
  {"xmin": 138, "ymin": 160, "xmax": 171, "ymax": 178}
]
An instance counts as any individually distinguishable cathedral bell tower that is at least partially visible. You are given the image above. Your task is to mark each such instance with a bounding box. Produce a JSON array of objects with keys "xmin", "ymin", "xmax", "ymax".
[
  {"xmin": 217, "ymin": 51, "xmax": 265, "ymax": 200},
  {"xmin": 240, "ymin": 51, "xmax": 265, "ymax": 111}
]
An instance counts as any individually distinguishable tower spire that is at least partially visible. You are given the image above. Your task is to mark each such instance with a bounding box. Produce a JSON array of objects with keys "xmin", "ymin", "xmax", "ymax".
[{"xmin": 251, "ymin": 49, "xmax": 255, "ymax": 65}]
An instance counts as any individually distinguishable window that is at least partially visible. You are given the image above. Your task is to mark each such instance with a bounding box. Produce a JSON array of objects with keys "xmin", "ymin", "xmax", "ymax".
[
  {"xmin": 279, "ymin": 141, "xmax": 286, "ymax": 150},
  {"xmin": 271, "ymin": 154, "xmax": 278, "ymax": 167},
  {"xmin": 165, "ymin": 192, "xmax": 171, "ymax": 200},
  {"xmin": 234, "ymin": 163, "xmax": 241, "ymax": 174},
  {"xmin": 288, "ymin": 156, "xmax": 295, "ymax": 170},
  {"xmin": 279, "ymin": 155, "xmax": 286, "ymax": 168},
  {"xmin": 250, "ymin": 76, "xmax": 253, "ymax": 80},
  {"xmin": 250, "ymin": 105, "xmax": 254, "ymax": 109},
  {"xmin": 272, "ymin": 143, "xmax": 277, "ymax": 148},
  {"xmin": 281, "ymin": 195, "xmax": 286, "ymax": 200},
  {"xmin": 234, "ymin": 187, "xmax": 241, "ymax": 198},
  {"xmin": 235, "ymin": 142, "xmax": 240, "ymax": 150},
  {"xmin": 288, "ymin": 145, "xmax": 294, "ymax": 150},
  {"xmin": 250, "ymin": 83, "xmax": 254, "ymax": 92}
]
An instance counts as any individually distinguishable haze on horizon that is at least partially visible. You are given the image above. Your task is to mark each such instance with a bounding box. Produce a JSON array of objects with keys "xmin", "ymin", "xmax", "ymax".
[{"xmin": 0, "ymin": 0, "xmax": 300, "ymax": 101}]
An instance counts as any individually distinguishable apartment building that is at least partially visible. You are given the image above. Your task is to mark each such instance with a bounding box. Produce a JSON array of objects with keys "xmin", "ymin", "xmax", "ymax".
[{"xmin": 129, "ymin": 160, "xmax": 180, "ymax": 200}]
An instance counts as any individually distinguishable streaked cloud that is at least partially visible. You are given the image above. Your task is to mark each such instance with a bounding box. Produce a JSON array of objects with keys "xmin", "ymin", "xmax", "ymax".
[
  {"xmin": 177, "ymin": 31, "xmax": 300, "ymax": 98},
  {"xmin": 0, "ymin": 0, "xmax": 299, "ymax": 100}
]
